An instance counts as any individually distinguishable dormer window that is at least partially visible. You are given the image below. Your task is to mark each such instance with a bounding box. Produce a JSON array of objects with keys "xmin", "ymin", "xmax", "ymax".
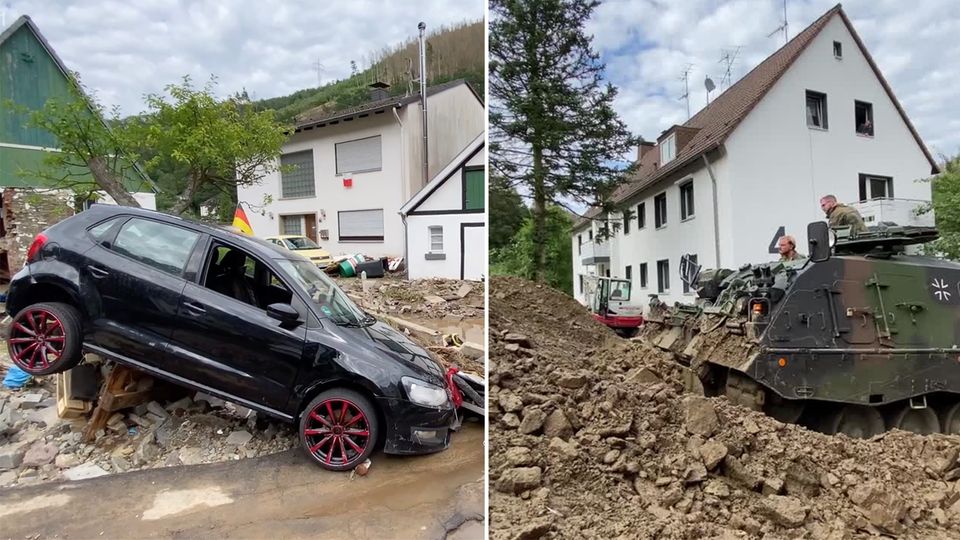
[{"xmin": 660, "ymin": 134, "xmax": 676, "ymax": 164}]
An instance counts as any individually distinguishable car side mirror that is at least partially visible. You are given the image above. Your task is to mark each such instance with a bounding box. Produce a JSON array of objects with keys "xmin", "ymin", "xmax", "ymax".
[
  {"xmin": 807, "ymin": 221, "xmax": 831, "ymax": 262},
  {"xmin": 267, "ymin": 303, "xmax": 300, "ymax": 324}
]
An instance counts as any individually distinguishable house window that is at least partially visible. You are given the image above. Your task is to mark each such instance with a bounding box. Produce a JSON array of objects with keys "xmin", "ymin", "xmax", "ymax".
[
  {"xmin": 680, "ymin": 181, "xmax": 695, "ymax": 220},
  {"xmin": 858, "ymin": 174, "xmax": 894, "ymax": 201},
  {"xmin": 639, "ymin": 263, "xmax": 648, "ymax": 288},
  {"xmin": 335, "ymin": 135, "xmax": 382, "ymax": 175},
  {"xmin": 429, "ymin": 226, "xmax": 443, "ymax": 252},
  {"xmin": 589, "ymin": 229, "xmax": 593, "ymax": 241},
  {"xmin": 579, "ymin": 274, "xmax": 584, "ymax": 294},
  {"xmin": 659, "ymin": 134, "xmax": 676, "ymax": 164},
  {"xmin": 833, "ymin": 41, "xmax": 842, "ymax": 58},
  {"xmin": 464, "ymin": 168, "xmax": 485, "ymax": 210},
  {"xmin": 281, "ymin": 215, "xmax": 303, "ymax": 235},
  {"xmin": 625, "ymin": 265, "xmax": 632, "ymax": 282},
  {"xmin": 623, "ymin": 211, "xmax": 630, "ymax": 235},
  {"xmin": 657, "ymin": 259, "xmax": 670, "ymax": 293},
  {"xmin": 578, "ymin": 234, "xmax": 582, "ymax": 255},
  {"xmin": 855, "ymin": 101, "xmax": 874, "ymax": 136},
  {"xmin": 280, "ymin": 150, "xmax": 315, "ymax": 198},
  {"xmin": 806, "ymin": 90, "xmax": 828, "ymax": 129},
  {"xmin": 637, "ymin": 202, "xmax": 646, "ymax": 229},
  {"xmin": 654, "ymin": 193, "xmax": 667, "ymax": 228},
  {"xmin": 338, "ymin": 209, "xmax": 384, "ymax": 241},
  {"xmin": 682, "ymin": 254, "xmax": 698, "ymax": 293}
]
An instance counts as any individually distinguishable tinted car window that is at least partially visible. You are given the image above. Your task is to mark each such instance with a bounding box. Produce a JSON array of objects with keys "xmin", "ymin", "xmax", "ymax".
[
  {"xmin": 112, "ymin": 218, "xmax": 199, "ymax": 276},
  {"xmin": 88, "ymin": 218, "xmax": 121, "ymax": 242}
]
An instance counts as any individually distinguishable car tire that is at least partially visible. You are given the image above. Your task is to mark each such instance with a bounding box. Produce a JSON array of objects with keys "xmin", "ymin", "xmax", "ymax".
[
  {"xmin": 299, "ymin": 389, "xmax": 379, "ymax": 471},
  {"xmin": 8, "ymin": 302, "xmax": 83, "ymax": 376}
]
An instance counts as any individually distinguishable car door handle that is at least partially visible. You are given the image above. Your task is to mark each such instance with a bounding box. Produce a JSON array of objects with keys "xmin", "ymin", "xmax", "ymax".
[
  {"xmin": 87, "ymin": 265, "xmax": 109, "ymax": 279},
  {"xmin": 183, "ymin": 301, "xmax": 206, "ymax": 314}
]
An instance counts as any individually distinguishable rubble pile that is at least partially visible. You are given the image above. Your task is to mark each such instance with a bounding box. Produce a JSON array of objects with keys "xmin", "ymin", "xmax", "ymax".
[
  {"xmin": 0, "ymin": 377, "xmax": 296, "ymax": 488},
  {"xmin": 335, "ymin": 276, "xmax": 483, "ymax": 320},
  {"xmin": 489, "ymin": 275, "xmax": 960, "ymax": 539}
]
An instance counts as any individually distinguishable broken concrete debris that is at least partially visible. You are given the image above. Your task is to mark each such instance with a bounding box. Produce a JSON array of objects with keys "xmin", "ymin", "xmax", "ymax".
[{"xmin": 489, "ymin": 275, "xmax": 960, "ymax": 539}]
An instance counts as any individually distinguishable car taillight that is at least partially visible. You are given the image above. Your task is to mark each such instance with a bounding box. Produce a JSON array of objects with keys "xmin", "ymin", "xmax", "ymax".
[{"xmin": 26, "ymin": 233, "xmax": 48, "ymax": 264}]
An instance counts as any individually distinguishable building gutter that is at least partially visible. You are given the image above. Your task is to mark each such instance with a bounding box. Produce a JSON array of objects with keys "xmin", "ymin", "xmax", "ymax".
[
  {"xmin": 393, "ymin": 107, "xmax": 409, "ymax": 265},
  {"xmin": 701, "ymin": 152, "xmax": 722, "ymax": 268}
]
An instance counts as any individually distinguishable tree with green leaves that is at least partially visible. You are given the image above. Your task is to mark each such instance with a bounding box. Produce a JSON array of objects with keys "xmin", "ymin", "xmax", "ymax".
[
  {"xmin": 491, "ymin": 205, "xmax": 574, "ymax": 294},
  {"xmin": 489, "ymin": 175, "xmax": 529, "ymax": 251},
  {"xmin": 930, "ymin": 155, "xmax": 960, "ymax": 258},
  {"xmin": 490, "ymin": 0, "xmax": 638, "ymax": 282}
]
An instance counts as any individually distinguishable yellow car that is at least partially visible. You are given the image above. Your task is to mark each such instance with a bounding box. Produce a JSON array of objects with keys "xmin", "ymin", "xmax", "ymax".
[{"xmin": 264, "ymin": 235, "xmax": 333, "ymax": 268}]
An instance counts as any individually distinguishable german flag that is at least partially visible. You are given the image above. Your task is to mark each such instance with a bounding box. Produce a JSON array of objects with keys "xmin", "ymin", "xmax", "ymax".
[{"xmin": 232, "ymin": 204, "xmax": 253, "ymax": 235}]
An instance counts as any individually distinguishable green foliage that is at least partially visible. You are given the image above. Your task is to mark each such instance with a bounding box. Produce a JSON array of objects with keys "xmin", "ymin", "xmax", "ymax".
[
  {"xmin": 489, "ymin": 175, "xmax": 529, "ymax": 251},
  {"xmin": 930, "ymin": 155, "xmax": 960, "ymax": 258},
  {"xmin": 491, "ymin": 205, "xmax": 574, "ymax": 295},
  {"xmin": 489, "ymin": 0, "xmax": 638, "ymax": 280}
]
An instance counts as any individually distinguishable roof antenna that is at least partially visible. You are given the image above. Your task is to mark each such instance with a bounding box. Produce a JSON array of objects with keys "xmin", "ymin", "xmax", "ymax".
[
  {"xmin": 678, "ymin": 64, "xmax": 693, "ymax": 120},
  {"xmin": 718, "ymin": 46, "xmax": 741, "ymax": 91},
  {"xmin": 767, "ymin": 0, "xmax": 789, "ymax": 45}
]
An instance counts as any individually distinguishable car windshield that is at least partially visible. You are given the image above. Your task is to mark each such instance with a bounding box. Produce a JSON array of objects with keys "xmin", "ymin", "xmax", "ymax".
[
  {"xmin": 275, "ymin": 259, "xmax": 373, "ymax": 327},
  {"xmin": 286, "ymin": 237, "xmax": 320, "ymax": 250}
]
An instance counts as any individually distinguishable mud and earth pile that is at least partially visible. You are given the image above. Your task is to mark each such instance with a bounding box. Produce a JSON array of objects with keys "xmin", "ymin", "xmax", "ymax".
[
  {"xmin": 335, "ymin": 276, "xmax": 483, "ymax": 320},
  {"xmin": 489, "ymin": 275, "xmax": 960, "ymax": 539}
]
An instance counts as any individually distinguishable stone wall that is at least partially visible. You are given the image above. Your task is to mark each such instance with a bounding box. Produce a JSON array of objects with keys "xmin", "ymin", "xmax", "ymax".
[{"xmin": 1, "ymin": 188, "xmax": 76, "ymax": 276}]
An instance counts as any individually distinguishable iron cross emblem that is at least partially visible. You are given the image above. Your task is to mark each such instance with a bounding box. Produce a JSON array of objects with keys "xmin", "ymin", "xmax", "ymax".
[{"xmin": 932, "ymin": 278, "xmax": 951, "ymax": 302}]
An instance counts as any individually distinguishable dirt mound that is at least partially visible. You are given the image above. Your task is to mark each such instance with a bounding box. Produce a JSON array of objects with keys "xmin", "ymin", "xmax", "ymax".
[{"xmin": 489, "ymin": 276, "xmax": 960, "ymax": 539}]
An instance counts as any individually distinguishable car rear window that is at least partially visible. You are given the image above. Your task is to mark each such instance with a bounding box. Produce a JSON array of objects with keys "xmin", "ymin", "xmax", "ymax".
[{"xmin": 112, "ymin": 218, "xmax": 200, "ymax": 276}]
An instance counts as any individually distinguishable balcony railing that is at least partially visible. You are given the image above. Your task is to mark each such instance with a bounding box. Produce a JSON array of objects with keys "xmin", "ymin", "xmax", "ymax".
[
  {"xmin": 851, "ymin": 198, "xmax": 934, "ymax": 228},
  {"xmin": 579, "ymin": 240, "xmax": 610, "ymax": 265}
]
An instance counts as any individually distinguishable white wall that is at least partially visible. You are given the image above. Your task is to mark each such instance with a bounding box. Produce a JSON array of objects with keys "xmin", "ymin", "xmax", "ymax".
[
  {"xmin": 238, "ymin": 114, "xmax": 406, "ymax": 258},
  {"xmin": 724, "ymin": 15, "xmax": 934, "ymax": 265},
  {"xmin": 96, "ymin": 191, "xmax": 157, "ymax": 210}
]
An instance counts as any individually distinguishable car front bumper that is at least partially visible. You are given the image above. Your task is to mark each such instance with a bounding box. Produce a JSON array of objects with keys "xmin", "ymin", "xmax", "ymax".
[{"xmin": 376, "ymin": 396, "xmax": 457, "ymax": 455}]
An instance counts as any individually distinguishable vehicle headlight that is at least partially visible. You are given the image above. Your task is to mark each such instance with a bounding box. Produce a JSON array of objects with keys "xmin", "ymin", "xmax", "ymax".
[{"xmin": 401, "ymin": 377, "xmax": 449, "ymax": 407}]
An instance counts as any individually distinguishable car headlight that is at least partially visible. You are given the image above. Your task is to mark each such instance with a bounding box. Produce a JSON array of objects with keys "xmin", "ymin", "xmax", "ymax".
[{"xmin": 402, "ymin": 377, "xmax": 449, "ymax": 407}]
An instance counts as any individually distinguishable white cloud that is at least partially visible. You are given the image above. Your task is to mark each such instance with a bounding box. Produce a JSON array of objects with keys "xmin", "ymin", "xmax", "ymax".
[
  {"xmin": 2, "ymin": 1, "xmax": 482, "ymax": 115},
  {"xmin": 587, "ymin": 0, "xmax": 960, "ymax": 157}
]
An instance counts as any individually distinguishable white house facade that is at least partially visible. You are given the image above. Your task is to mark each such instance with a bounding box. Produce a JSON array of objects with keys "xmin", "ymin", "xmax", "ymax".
[
  {"xmin": 571, "ymin": 5, "xmax": 939, "ymax": 309},
  {"xmin": 400, "ymin": 134, "xmax": 485, "ymax": 281},
  {"xmin": 238, "ymin": 80, "xmax": 484, "ymax": 259}
]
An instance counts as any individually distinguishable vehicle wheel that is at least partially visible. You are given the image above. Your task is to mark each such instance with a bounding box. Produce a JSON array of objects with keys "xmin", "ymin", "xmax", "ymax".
[
  {"xmin": 888, "ymin": 403, "xmax": 940, "ymax": 435},
  {"xmin": 8, "ymin": 302, "xmax": 83, "ymax": 376},
  {"xmin": 822, "ymin": 405, "xmax": 885, "ymax": 438},
  {"xmin": 939, "ymin": 402, "xmax": 960, "ymax": 435},
  {"xmin": 299, "ymin": 389, "xmax": 379, "ymax": 471}
]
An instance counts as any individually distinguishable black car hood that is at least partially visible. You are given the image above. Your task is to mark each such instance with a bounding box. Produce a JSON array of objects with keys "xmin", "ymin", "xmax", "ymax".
[{"xmin": 340, "ymin": 320, "xmax": 446, "ymax": 384}]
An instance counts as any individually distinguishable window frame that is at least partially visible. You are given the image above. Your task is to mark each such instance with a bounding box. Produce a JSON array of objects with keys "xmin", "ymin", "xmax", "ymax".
[
  {"xmin": 806, "ymin": 90, "xmax": 828, "ymax": 130},
  {"xmin": 334, "ymin": 135, "xmax": 383, "ymax": 175},
  {"xmin": 462, "ymin": 166, "xmax": 485, "ymax": 211},
  {"xmin": 657, "ymin": 259, "xmax": 670, "ymax": 293},
  {"xmin": 682, "ymin": 254, "xmax": 698, "ymax": 294},
  {"xmin": 280, "ymin": 215, "xmax": 304, "ymax": 236},
  {"xmin": 429, "ymin": 225, "xmax": 444, "ymax": 252},
  {"xmin": 623, "ymin": 210, "xmax": 631, "ymax": 235},
  {"xmin": 639, "ymin": 262, "xmax": 648, "ymax": 289},
  {"xmin": 680, "ymin": 180, "xmax": 695, "ymax": 221},
  {"xmin": 659, "ymin": 133, "xmax": 676, "ymax": 164},
  {"xmin": 855, "ymin": 100, "xmax": 874, "ymax": 137},
  {"xmin": 637, "ymin": 202, "xmax": 646, "ymax": 229},
  {"xmin": 279, "ymin": 150, "xmax": 316, "ymax": 199},
  {"xmin": 109, "ymin": 217, "xmax": 202, "ymax": 278},
  {"xmin": 625, "ymin": 265, "xmax": 632, "ymax": 282},
  {"xmin": 654, "ymin": 192, "xmax": 667, "ymax": 229},
  {"xmin": 833, "ymin": 40, "xmax": 843, "ymax": 58},
  {"xmin": 337, "ymin": 208, "xmax": 385, "ymax": 242},
  {"xmin": 858, "ymin": 173, "xmax": 894, "ymax": 201}
]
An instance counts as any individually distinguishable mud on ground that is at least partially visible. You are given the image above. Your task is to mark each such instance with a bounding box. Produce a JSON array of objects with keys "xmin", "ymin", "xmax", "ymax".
[{"xmin": 489, "ymin": 275, "xmax": 960, "ymax": 539}]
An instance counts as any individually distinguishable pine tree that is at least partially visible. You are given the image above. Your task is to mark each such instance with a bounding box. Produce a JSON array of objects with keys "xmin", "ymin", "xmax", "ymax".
[{"xmin": 490, "ymin": 0, "xmax": 638, "ymax": 281}]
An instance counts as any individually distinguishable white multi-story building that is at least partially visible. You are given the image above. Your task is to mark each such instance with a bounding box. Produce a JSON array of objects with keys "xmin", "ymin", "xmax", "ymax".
[
  {"xmin": 238, "ymin": 80, "xmax": 484, "ymax": 259},
  {"xmin": 571, "ymin": 4, "xmax": 939, "ymax": 308}
]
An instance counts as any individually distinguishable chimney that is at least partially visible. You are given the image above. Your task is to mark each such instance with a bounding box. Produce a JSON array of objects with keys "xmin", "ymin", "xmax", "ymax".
[
  {"xmin": 637, "ymin": 141, "xmax": 655, "ymax": 162},
  {"xmin": 369, "ymin": 81, "xmax": 390, "ymax": 101}
]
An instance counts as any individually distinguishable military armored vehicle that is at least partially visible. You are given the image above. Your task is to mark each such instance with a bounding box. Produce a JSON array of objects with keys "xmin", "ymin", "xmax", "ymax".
[{"xmin": 643, "ymin": 221, "xmax": 960, "ymax": 438}]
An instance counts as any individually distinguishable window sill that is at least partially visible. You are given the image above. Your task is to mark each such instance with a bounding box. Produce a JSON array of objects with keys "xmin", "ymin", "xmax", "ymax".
[
  {"xmin": 655, "ymin": 225, "xmax": 667, "ymax": 230},
  {"xmin": 279, "ymin": 195, "xmax": 317, "ymax": 201},
  {"xmin": 856, "ymin": 133, "xmax": 874, "ymax": 138},
  {"xmin": 338, "ymin": 238, "xmax": 384, "ymax": 243},
  {"xmin": 425, "ymin": 252, "xmax": 446, "ymax": 261},
  {"xmin": 807, "ymin": 126, "xmax": 828, "ymax": 132},
  {"xmin": 336, "ymin": 168, "xmax": 382, "ymax": 176},
  {"xmin": 681, "ymin": 215, "xmax": 695, "ymax": 223}
]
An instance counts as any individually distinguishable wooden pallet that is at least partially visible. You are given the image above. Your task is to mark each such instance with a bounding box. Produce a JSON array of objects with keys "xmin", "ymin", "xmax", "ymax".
[{"xmin": 56, "ymin": 370, "xmax": 94, "ymax": 419}]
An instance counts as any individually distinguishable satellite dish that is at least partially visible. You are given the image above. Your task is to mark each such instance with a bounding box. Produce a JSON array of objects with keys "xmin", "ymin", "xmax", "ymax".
[{"xmin": 704, "ymin": 76, "xmax": 716, "ymax": 93}]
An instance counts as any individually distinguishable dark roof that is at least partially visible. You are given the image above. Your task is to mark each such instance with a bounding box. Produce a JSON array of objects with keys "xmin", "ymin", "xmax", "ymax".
[
  {"xmin": 293, "ymin": 79, "xmax": 482, "ymax": 132},
  {"xmin": 577, "ymin": 3, "xmax": 937, "ymax": 227},
  {"xmin": 1, "ymin": 15, "xmax": 157, "ymax": 193}
]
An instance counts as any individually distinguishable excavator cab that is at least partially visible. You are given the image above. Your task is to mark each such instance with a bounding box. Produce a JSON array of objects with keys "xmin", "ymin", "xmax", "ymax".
[{"xmin": 585, "ymin": 276, "xmax": 644, "ymax": 337}]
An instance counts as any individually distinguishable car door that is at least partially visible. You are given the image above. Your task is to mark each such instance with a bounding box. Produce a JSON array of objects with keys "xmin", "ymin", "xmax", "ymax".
[
  {"xmin": 167, "ymin": 242, "xmax": 307, "ymax": 413},
  {"xmin": 82, "ymin": 216, "xmax": 200, "ymax": 368}
]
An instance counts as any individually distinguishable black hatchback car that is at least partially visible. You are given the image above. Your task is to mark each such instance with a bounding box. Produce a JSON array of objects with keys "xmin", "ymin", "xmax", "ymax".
[{"xmin": 6, "ymin": 205, "xmax": 458, "ymax": 470}]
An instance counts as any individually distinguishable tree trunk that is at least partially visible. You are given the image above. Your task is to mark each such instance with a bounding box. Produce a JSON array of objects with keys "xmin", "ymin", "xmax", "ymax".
[
  {"xmin": 169, "ymin": 173, "xmax": 201, "ymax": 216},
  {"xmin": 86, "ymin": 156, "xmax": 141, "ymax": 207},
  {"xmin": 531, "ymin": 143, "xmax": 547, "ymax": 282}
]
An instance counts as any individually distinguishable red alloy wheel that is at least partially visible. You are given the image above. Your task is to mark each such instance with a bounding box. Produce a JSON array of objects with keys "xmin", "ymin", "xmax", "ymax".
[
  {"xmin": 8, "ymin": 308, "xmax": 67, "ymax": 373},
  {"xmin": 303, "ymin": 398, "xmax": 371, "ymax": 468}
]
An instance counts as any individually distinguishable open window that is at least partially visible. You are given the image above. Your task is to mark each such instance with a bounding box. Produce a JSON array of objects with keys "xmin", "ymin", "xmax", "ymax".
[
  {"xmin": 201, "ymin": 244, "xmax": 292, "ymax": 310},
  {"xmin": 855, "ymin": 101, "xmax": 873, "ymax": 136},
  {"xmin": 806, "ymin": 90, "xmax": 828, "ymax": 129}
]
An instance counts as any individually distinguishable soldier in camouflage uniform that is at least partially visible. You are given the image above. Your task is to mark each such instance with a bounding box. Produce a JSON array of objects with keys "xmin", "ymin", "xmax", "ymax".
[
  {"xmin": 820, "ymin": 194, "xmax": 867, "ymax": 234},
  {"xmin": 777, "ymin": 235, "xmax": 804, "ymax": 261}
]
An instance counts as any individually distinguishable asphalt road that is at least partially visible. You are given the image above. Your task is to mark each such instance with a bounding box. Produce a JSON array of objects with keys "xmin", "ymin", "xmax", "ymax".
[{"xmin": 0, "ymin": 423, "xmax": 484, "ymax": 539}]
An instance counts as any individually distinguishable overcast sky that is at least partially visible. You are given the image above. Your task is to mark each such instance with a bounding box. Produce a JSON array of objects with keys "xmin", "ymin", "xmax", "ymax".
[
  {"xmin": 587, "ymin": 0, "xmax": 960, "ymax": 159},
  {"xmin": 1, "ymin": 0, "xmax": 482, "ymax": 115}
]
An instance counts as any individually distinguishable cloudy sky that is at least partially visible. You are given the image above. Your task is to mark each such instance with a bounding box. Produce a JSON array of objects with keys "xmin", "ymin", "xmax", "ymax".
[
  {"xmin": 1, "ymin": 0, "xmax": 482, "ymax": 115},
  {"xmin": 587, "ymin": 0, "xmax": 960, "ymax": 158}
]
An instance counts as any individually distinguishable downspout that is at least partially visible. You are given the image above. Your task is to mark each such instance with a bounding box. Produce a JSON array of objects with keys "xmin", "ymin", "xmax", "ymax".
[
  {"xmin": 394, "ymin": 106, "xmax": 409, "ymax": 266},
  {"xmin": 701, "ymin": 152, "xmax": 721, "ymax": 268},
  {"xmin": 418, "ymin": 22, "xmax": 429, "ymax": 186}
]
